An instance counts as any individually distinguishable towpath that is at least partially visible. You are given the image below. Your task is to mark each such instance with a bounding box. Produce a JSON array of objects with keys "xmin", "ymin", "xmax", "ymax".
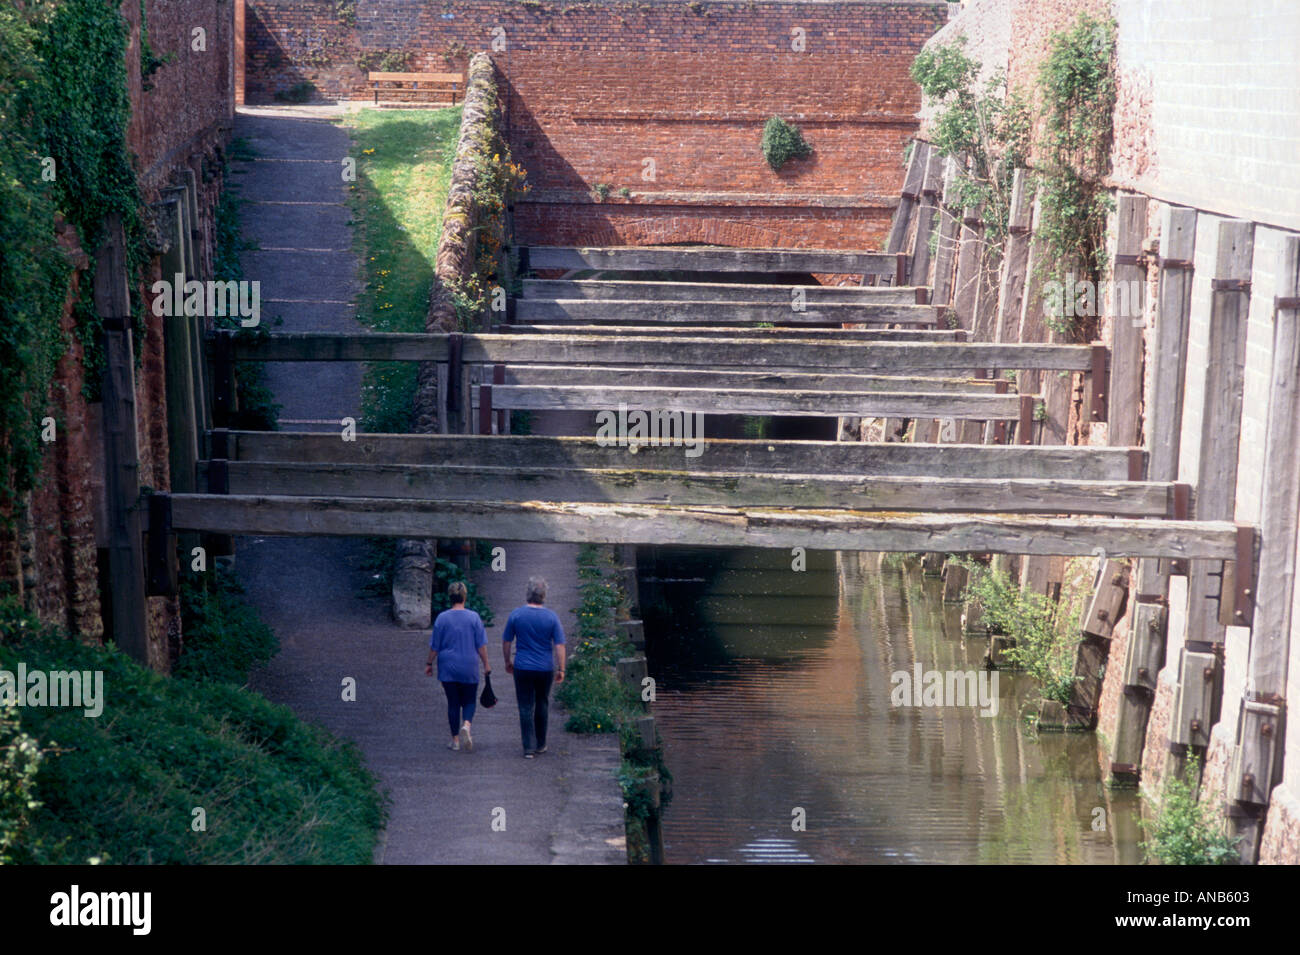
[{"xmin": 230, "ymin": 104, "xmax": 624, "ymax": 865}]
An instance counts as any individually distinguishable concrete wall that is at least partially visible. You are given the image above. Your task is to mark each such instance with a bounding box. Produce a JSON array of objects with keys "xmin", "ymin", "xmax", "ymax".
[{"xmin": 242, "ymin": 0, "xmax": 949, "ymax": 249}]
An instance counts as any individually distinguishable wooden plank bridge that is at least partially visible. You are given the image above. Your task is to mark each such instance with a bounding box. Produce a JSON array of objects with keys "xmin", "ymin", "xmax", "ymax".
[{"xmin": 149, "ymin": 242, "xmax": 1252, "ymax": 584}]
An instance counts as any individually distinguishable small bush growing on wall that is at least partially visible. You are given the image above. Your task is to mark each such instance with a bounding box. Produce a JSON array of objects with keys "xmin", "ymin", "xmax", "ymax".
[
  {"xmin": 761, "ymin": 116, "xmax": 812, "ymax": 171},
  {"xmin": 1141, "ymin": 756, "xmax": 1239, "ymax": 865}
]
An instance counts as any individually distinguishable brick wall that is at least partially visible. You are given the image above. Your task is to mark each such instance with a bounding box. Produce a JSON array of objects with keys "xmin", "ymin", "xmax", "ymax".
[
  {"xmin": 1, "ymin": 0, "xmax": 234, "ymax": 670},
  {"xmin": 243, "ymin": 0, "xmax": 949, "ymax": 248}
]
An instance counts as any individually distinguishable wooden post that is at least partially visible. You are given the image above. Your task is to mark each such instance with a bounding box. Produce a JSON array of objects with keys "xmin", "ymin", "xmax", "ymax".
[
  {"xmin": 1109, "ymin": 195, "xmax": 1148, "ymax": 445},
  {"xmin": 1184, "ymin": 220, "xmax": 1254, "ymax": 646},
  {"xmin": 877, "ymin": 141, "xmax": 929, "ymax": 286},
  {"xmin": 1226, "ymin": 236, "xmax": 1300, "ymax": 861},
  {"xmin": 145, "ymin": 492, "xmax": 178, "ymax": 597},
  {"xmin": 446, "ymin": 331, "xmax": 463, "ymax": 433},
  {"xmin": 993, "ymin": 170, "xmax": 1034, "ymax": 351},
  {"xmin": 157, "ymin": 196, "xmax": 200, "ymax": 558},
  {"xmin": 908, "ymin": 149, "xmax": 944, "ymax": 292},
  {"xmin": 1166, "ymin": 219, "xmax": 1253, "ymax": 779},
  {"xmin": 95, "ymin": 215, "xmax": 150, "ymax": 664},
  {"xmin": 930, "ymin": 156, "xmax": 963, "ymax": 307},
  {"xmin": 210, "ymin": 330, "xmax": 234, "ymax": 428}
]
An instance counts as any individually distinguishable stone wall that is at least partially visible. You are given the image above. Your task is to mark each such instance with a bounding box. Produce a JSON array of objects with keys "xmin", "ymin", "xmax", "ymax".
[{"xmin": 243, "ymin": 0, "xmax": 950, "ymax": 249}]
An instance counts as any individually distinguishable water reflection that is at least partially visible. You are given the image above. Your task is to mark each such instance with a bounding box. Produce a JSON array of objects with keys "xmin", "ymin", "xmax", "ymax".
[{"xmin": 638, "ymin": 547, "xmax": 1142, "ymax": 865}]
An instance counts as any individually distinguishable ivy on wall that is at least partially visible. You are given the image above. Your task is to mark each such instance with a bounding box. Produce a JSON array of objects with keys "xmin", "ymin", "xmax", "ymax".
[
  {"xmin": 1034, "ymin": 13, "xmax": 1117, "ymax": 339},
  {"xmin": 911, "ymin": 14, "xmax": 1117, "ymax": 339},
  {"xmin": 0, "ymin": 0, "xmax": 148, "ymax": 510}
]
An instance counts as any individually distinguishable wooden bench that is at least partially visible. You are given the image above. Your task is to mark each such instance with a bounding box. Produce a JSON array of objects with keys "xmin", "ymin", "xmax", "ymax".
[{"xmin": 367, "ymin": 71, "xmax": 464, "ymax": 107}]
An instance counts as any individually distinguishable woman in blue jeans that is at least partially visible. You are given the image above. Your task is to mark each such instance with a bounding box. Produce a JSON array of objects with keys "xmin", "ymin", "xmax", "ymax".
[
  {"xmin": 426, "ymin": 581, "xmax": 490, "ymax": 753},
  {"xmin": 502, "ymin": 577, "xmax": 566, "ymax": 758}
]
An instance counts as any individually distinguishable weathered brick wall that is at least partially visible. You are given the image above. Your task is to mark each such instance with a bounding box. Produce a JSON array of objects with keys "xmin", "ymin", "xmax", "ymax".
[
  {"xmin": 128, "ymin": 0, "xmax": 235, "ymax": 194},
  {"xmin": 243, "ymin": 0, "xmax": 949, "ymax": 248},
  {"xmin": 2, "ymin": 0, "xmax": 234, "ymax": 670}
]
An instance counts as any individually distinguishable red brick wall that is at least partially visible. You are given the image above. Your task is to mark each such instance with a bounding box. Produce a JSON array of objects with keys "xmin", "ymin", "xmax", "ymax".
[
  {"xmin": 1, "ymin": 0, "xmax": 233, "ymax": 669},
  {"xmin": 127, "ymin": 0, "xmax": 235, "ymax": 193},
  {"xmin": 244, "ymin": 0, "xmax": 948, "ymax": 249}
]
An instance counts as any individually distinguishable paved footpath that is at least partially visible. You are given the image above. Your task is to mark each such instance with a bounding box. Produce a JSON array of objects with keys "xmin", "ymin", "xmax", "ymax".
[{"xmin": 231, "ymin": 105, "xmax": 625, "ymax": 864}]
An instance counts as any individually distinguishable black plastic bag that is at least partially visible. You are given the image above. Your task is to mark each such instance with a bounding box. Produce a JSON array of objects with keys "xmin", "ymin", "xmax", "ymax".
[{"xmin": 480, "ymin": 672, "xmax": 497, "ymax": 708}]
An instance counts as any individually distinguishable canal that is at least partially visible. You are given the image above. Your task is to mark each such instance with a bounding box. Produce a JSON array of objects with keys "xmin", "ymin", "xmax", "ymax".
[{"xmin": 637, "ymin": 545, "xmax": 1143, "ymax": 864}]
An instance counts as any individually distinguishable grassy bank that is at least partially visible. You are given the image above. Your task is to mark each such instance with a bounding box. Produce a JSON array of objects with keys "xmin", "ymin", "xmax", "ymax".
[
  {"xmin": 345, "ymin": 107, "xmax": 461, "ymax": 432},
  {"xmin": 557, "ymin": 545, "xmax": 671, "ymax": 863},
  {"xmin": 0, "ymin": 588, "xmax": 387, "ymax": 864}
]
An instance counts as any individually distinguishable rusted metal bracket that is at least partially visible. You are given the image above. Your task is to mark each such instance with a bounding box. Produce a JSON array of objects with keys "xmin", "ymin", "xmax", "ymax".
[
  {"xmin": 1218, "ymin": 524, "xmax": 1258, "ymax": 627},
  {"xmin": 1089, "ymin": 342, "xmax": 1109, "ymax": 422},
  {"xmin": 895, "ymin": 252, "xmax": 908, "ymax": 286},
  {"xmin": 1275, "ymin": 296, "xmax": 1300, "ymax": 312},
  {"xmin": 914, "ymin": 287, "xmax": 929, "ymax": 305},
  {"xmin": 1114, "ymin": 252, "xmax": 1147, "ymax": 267},
  {"xmin": 493, "ymin": 364, "xmax": 507, "ymax": 435},
  {"xmin": 1127, "ymin": 448, "xmax": 1146, "ymax": 481},
  {"xmin": 1168, "ymin": 482, "xmax": 1192, "ymax": 574},
  {"xmin": 479, "ymin": 383, "xmax": 493, "ymax": 436},
  {"xmin": 1211, "ymin": 278, "xmax": 1252, "ymax": 293}
]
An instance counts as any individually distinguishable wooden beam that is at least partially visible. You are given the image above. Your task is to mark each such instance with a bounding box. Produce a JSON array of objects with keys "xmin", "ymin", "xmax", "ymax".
[
  {"xmin": 496, "ymin": 325, "xmax": 965, "ymax": 342},
  {"xmin": 94, "ymin": 214, "xmax": 149, "ymax": 664},
  {"xmin": 1185, "ymin": 219, "xmax": 1254, "ymax": 646},
  {"xmin": 487, "ymin": 384, "xmax": 1023, "ymax": 419},
  {"xmin": 227, "ymin": 331, "xmax": 1100, "ymax": 374},
  {"xmin": 520, "ymin": 279, "xmax": 924, "ymax": 304},
  {"xmin": 170, "ymin": 494, "xmax": 1241, "ymax": 557},
  {"xmin": 489, "ymin": 365, "xmax": 998, "ymax": 393},
  {"xmin": 200, "ymin": 461, "xmax": 1176, "ymax": 516},
  {"xmin": 514, "ymin": 299, "xmax": 940, "ymax": 326},
  {"xmin": 226, "ymin": 432, "xmax": 1144, "ymax": 480},
  {"xmin": 523, "ymin": 245, "xmax": 899, "ymax": 275}
]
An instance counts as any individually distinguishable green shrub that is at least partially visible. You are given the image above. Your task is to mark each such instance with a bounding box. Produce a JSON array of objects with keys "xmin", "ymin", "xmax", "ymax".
[
  {"xmin": 0, "ymin": 696, "xmax": 42, "ymax": 864},
  {"xmin": 959, "ymin": 559, "xmax": 1079, "ymax": 704},
  {"xmin": 761, "ymin": 116, "xmax": 812, "ymax": 171},
  {"xmin": 910, "ymin": 35, "xmax": 1030, "ymax": 246},
  {"xmin": 1141, "ymin": 756, "xmax": 1239, "ymax": 865},
  {"xmin": 175, "ymin": 568, "xmax": 279, "ymax": 685}
]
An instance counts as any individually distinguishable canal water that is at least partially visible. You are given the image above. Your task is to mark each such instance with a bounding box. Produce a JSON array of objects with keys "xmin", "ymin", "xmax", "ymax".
[{"xmin": 637, "ymin": 546, "xmax": 1143, "ymax": 864}]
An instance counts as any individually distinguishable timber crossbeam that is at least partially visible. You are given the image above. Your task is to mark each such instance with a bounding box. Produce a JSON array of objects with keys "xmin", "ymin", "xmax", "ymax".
[
  {"xmin": 220, "ymin": 331, "xmax": 1103, "ymax": 373},
  {"xmin": 195, "ymin": 461, "xmax": 1180, "ymax": 516},
  {"xmin": 218, "ymin": 432, "xmax": 1144, "ymax": 480},
  {"xmin": 166, "ymin": 493, "xmax": 1241, "ymax": 557}
]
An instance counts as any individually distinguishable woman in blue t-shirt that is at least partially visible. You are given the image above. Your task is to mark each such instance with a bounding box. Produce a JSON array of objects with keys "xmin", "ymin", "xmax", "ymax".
[
  {"xmin": 426, "ymin": 581, "xmax": 490, "ymax": 753},
  {"xmin": 502, "ymin": 577, "xmax": 566, "ymax": 758}
]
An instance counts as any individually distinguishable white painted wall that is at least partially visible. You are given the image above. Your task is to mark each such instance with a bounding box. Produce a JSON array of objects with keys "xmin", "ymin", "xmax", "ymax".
[{"xmin": 1115, "ymin": 1, "xmax": 1300, "ymax": 232}]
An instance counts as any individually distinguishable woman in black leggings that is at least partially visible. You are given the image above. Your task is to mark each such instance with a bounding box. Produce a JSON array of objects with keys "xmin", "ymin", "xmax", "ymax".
[
  {"xmin": 426, "ymin": 581, "xmax": 490, "ymax": 752},
  {"xmin": 501, "ymin": 577, "xmax": 567, "ymax": 757}
]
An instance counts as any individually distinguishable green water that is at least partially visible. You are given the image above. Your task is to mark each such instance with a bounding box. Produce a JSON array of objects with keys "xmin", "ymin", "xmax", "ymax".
[{"xmin": 638, "ymin": 546, "xmax": 1143, "ymax": 865}]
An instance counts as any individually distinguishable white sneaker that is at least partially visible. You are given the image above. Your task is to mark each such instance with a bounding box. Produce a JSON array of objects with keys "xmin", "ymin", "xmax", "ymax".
[
  {"xmin": 460, "ymin": 723, "xmax": 474, "ymax": 753},
  {"xmin": 448, "ymin": 738, "xmax": 460, "ymax": 751}
]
